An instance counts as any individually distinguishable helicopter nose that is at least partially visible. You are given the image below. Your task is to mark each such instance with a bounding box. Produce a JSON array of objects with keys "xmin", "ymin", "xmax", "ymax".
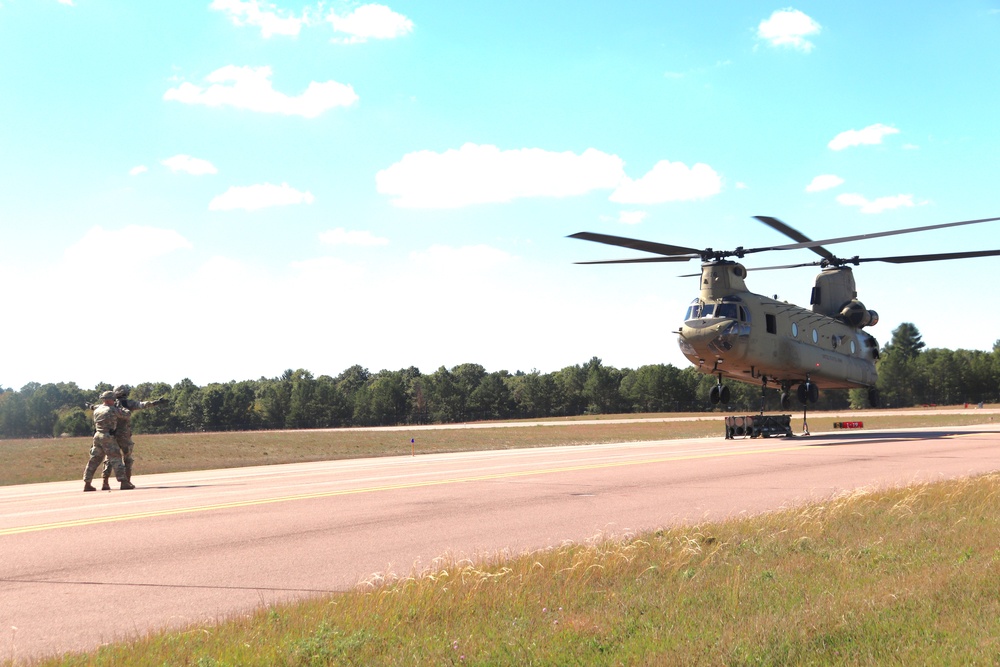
[
  {"xmin": 678, "ymin": 319, "xmax": 743, "ymax": 361},
  {"xmin": 682, "ymin": 319, "xmax": 732, "ymax": 342}
]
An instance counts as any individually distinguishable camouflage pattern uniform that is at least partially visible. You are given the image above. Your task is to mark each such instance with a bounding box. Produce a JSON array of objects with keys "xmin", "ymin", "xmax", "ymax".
[
  {"xmin": 101, "ymin": 385, "xmax": 167, "ymax": 488},
  {"xmin": 84, "ymin": 391, "xmax": 130, "ymax": 491}
]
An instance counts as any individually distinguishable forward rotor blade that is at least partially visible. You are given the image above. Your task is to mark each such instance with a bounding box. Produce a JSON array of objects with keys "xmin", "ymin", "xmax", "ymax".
[
  {"xmin": 745, "ymin": 261, "xmax": 823, "ymax": 272},
  {"xmin": 572, "ymin": 215, "xmax": 1000, "ymax": 266},
  {"xmin": 575, "ymin": 256, "xmax": 697, "ymax": 265},
  {"xmin": 677, "ymin": 260, "xmax": 823, "ymax": 277},
  {"xmin": 568, "ymin": 231, "xmax": 702, "ymax": 257},
  {"xmin": 753, "ymin": 216, "xmax": 836, "ymax": 261}
]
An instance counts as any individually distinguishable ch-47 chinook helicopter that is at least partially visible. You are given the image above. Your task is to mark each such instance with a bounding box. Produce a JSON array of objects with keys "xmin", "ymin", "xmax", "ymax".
[{"xmin": 570, "ymin": 215, "xmax": 1000, "ymax": 411}]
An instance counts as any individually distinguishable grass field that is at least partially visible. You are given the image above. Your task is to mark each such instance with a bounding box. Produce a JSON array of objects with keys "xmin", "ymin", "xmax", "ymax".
[
  {"xmin": 4, "ymin": 408, "xmax": 1000, "ymax": 665},
  {"xmin": 1, "ymin": 407, "xmax": 997, "ymax": 486}
]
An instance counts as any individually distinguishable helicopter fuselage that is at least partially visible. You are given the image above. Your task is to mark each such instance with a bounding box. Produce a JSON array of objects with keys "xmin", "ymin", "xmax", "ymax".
[
  {"xmin": 676, "ymin": 260, "xmax": 878, "ymax": 391},
  {"xmin": 571, "ymin": 213, "xmax": 1000, "ymax": 408}
]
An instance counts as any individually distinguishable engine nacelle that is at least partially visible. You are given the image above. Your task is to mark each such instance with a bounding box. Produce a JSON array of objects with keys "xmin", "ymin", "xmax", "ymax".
[{"xmin": 838, "ymin": 300, "xmax": 879, "ymax": 328}]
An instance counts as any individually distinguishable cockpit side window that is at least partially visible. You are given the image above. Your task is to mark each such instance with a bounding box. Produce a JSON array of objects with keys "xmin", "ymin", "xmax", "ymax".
[{"xmin": 716, "ymin": 303, "xmax": 738, "ymax": 319}]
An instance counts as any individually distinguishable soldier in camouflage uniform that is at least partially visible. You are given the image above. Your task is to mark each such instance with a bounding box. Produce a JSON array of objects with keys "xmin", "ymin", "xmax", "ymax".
[
  {"xmin": 84, "ymin": 390, "xmax": 132, "ymax": 492},
  {"xmin": 99, "ymin": 384, "xmax": 168, "ymax": 490}
]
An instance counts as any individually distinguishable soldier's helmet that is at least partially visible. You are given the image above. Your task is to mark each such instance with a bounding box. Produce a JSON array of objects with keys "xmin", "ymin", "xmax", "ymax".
[
  {"xmin": 113, "ymin": 385, "xmax": 131, "ymax": 399},
  {"xmin": 100, "ymin": 390, "xmax": 116, "ymax": 400}
]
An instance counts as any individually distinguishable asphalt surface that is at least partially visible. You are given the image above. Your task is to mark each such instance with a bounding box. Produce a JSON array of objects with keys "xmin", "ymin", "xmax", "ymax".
[{"xmin": 3, "ymin": 419, "xmax": 1000, "ymax": 662}]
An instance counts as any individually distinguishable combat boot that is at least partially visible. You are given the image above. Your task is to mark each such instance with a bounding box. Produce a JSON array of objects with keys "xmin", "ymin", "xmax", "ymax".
[
  {"xmin": 120, "ymin": 480, "xmax": 135, "ymax": 490},
  {"xmin": 84, "ymin": 482, "xmax": 96, "ymax": 492},
  {"xmin": 101, "ymin": 478, "xmax": 111, "ymax": 491}
]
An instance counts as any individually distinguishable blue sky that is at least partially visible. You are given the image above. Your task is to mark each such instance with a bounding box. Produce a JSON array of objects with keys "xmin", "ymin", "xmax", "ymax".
[{"xmin": 2, "ymin": 1, "xmax": 999, "ymax": 390}]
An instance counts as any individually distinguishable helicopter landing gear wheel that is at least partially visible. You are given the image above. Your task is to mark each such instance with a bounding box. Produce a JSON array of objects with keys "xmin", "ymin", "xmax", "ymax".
[
  {"xmin": 779, "ymin": 382, "xmax": 793, "ymax": 411},
  {"xmin": 797, "ymin": 381, "xmax": 819, "ymax": 405},
  {"xmin": 868, "ymin": 387, "xmax": 880, "ymax": 408},
  {"xmin": 710, "ymin": 383, "xmax": 731, "ymax": 405}
]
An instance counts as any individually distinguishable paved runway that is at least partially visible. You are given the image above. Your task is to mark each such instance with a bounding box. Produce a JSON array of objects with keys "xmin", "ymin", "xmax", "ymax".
[{"xmin": 3, "ymin": 422, "xmax": 1000, "ymax": 662}]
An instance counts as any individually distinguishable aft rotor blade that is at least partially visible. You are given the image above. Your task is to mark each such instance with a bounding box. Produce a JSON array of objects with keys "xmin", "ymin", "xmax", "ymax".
[
  {"xmin": 857, "ymin": 249, "xmax": 1000, "ymax": 264},
  {"xmin": 739, "ymin": 248, "xmax": 1000, "ymax": 271},
  {"xmin": 753, "ymin": 216, "xmax": 836, "ymax": 261},
  {"xmin": 751, "ymin": 215, "xmax": 1000, "ymax": 254},
  {"xmin": 568, "ymin": 231, "xmax": 702, "ymax": 257}
]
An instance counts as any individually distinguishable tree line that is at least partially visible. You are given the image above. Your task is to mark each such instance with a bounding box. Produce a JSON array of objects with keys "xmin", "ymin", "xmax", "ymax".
[{"xmin": 2, "ymin": 324, "xmax": 998, "ymax": 440}]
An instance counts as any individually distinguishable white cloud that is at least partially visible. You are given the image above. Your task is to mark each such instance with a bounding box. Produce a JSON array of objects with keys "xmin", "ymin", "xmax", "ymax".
[
  {"xmin": 3, "ymin": 232, "xmax": 693, "ymax": 390},
  {"xmin": 609, "ymin": 160, "xmax": 721, "ymax": 204},
  {"xmin": 828, "ymin": 123, "xmax": 900, "ymax": 151},
  {"xmin": 618, "ymin": 211, "xmax": 648, "ymax": 225},
  {"xmin": 409, "ymin": 244, "xmax": 515, "ymax": 274},
  {"xmin": 836, "ymin": 193, "xmax": 914, "ymax": 214},
  {"xmin": 129, "ymin": 165, "xmax": 148, "ymax": 176},
  {"xmin": 164, "ymin": 65, "xmax": 358, "ymax": 118},
  {"xmin": 328, "ymin": 4, "xmax": 413, "ymax": 43},
  {"xmin": 319, "ymin": 228, "xmax": 389, "ymax": 247},
  {"xmin": 376, "ymin": 143, "xmax": 626, "ymax": 208},
  {"xmin": 64, "ymin": 226, "xmax": 192, "ymax": 268},
  {"xmin": 209, "ymin": 1, "xmax": 413, "ymax": 43},
  {"xmin": 58, "ymin": 0, "xmax": 75, "ymax": 5},
  {"xmin": 288, "ymin": 256, "xmax": 367, "ymax": 284},
  {"xmin": 210, "ymin": 0, "xmax": 309, "ymax": 38},
  {"xmin": 757, "ymin": 9, "xmax": 821, "ymax": 52},
  {"xmin": 209, "ymin": 182, "xmax": 315, "ymax": 211},
  {"xmin": 193, "ymin": 255, "xmax": 256, "ymax": 283},
  {"xmin": 805, "ymin": 174, "xmax": 844, "ymax": 192},
  {"xmin": 161, "ymin": 154, "xmax": 218, "ymax": 176}
]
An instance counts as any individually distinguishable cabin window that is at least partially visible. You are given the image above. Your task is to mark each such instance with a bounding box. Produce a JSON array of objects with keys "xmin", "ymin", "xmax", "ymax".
[
  {"xmin": 791, "ymin": 322, "xmax": 798, "ymax": 337},
  {"xmin": 850, "ymin": 340, "xmax": 857, "ymax": 354},
  {"xmin": 812, "ymin": 329, "xmax": 819, "ymax": 344},
  {"xmin": 766, "ymin": 314, "xmax": 777, "ymax": 334}
]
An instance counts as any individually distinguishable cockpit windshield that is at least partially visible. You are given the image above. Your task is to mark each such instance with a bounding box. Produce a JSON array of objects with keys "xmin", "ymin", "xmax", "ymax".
[
  {"xmin": 684, "ymin": 302, "xmax": 715, "ymax": 320},
  {"xmin": 685, "ymin": 301, "xmax": 741, "ymax": 321}
]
